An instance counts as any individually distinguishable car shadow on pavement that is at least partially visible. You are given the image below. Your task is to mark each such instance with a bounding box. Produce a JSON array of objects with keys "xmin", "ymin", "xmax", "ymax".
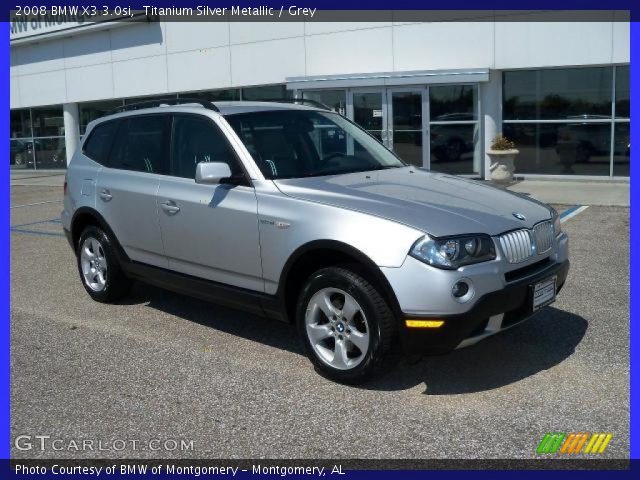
[
  {"xmin": 363, "ymin": 307, "xmax": 588, "ymax": 394},
  {"xmin": 121, "ymin": 285, "xmax": 586, "ymax": 395},
  {"xmin": 122, "ymin": 282, "xmax": 304, "ymax": 355}
]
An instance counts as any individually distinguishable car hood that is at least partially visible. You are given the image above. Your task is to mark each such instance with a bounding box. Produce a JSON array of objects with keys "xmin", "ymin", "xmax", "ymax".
[{"xmin": 273, "ymin": 167, "xmax": 552, "ymax": 237}]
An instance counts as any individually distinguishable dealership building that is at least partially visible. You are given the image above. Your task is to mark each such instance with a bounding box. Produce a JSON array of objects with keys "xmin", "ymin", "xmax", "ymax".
[{"xmin": 10, "ymin": 14, "xmax": 630, "ymax": 178}]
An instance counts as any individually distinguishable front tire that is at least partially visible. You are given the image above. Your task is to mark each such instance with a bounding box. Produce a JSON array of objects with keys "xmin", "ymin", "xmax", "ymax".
[
  {"xmin": 296, "ymin": 267, "xmax": 398, "ymax": 383},
  {"xmin": 76, "ymin": 226, "xmax": 132, "ymax": 303}
]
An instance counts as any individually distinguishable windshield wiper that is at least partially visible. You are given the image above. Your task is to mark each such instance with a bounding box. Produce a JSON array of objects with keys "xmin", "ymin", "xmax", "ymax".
[{"xmin": 366, "ymin": 165, "xmax": 404, "ymax": 171}]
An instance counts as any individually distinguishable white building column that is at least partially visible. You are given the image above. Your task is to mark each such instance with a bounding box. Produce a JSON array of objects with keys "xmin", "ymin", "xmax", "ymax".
[
  {"xmin": 480, "ymin": 70, "xmax": 502, "ymax": 179},
  {"xmin": 63, "ymin": 102, "xmax": 80, "ymax": 166}
]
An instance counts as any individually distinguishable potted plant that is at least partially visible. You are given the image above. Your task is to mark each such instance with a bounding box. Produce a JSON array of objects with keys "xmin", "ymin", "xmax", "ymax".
[{"xmin": 487, "ymin": 135, "xmax": 519, "ymax": 183}]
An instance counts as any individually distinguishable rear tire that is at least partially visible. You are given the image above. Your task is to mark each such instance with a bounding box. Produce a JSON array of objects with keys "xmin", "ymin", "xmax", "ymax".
[
  {"xmin": 76, "ymin": 226, "xmax": 132, "ymax": 303},
  {"xmin": 296, "ymin": 266, "xmax": 398, "ymax": 383}
]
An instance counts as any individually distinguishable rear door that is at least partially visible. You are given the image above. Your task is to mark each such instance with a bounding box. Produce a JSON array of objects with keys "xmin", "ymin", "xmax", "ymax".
[
  {"xmin": 95, "ymin": 114, "xmax": 170, "ymax": 268},
  {"xmin": 156, "ymin": 113, "xmax": 263, "ymax": 292}
]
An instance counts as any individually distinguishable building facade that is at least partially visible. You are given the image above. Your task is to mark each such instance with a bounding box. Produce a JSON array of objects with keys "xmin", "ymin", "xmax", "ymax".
[{"xmin": 10, "ymin": 16, "xmax": 630, "ymax": 178}]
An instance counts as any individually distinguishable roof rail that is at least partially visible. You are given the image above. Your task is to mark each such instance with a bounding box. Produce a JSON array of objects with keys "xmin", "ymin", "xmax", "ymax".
[
  {"xmin": 107, "ymin": 97, "xmax": 220, "ymax": 115},
  {"xmin": 258, "ymin": 98, "xmax": 332, "ymax": 111}
]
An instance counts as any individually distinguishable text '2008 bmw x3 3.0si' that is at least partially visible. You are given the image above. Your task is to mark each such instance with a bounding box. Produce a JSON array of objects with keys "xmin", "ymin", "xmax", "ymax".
[{"xmin": 62, "ymin": 98, "xmax": 569, "ymax": 383}]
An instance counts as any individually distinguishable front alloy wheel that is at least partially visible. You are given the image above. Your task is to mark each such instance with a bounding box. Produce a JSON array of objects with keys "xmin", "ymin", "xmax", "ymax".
[
  {"xmin": 305, "ymin": 288, "xmax": 370, "ymax": 370},
  {"xmin": 297, "ymin": 267, "xmax": 398, "ymax": 383}
]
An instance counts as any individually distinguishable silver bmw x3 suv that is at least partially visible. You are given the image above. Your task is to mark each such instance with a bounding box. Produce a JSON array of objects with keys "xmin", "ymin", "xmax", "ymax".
[{"xmin": 62, "ymin": 98, "xmax": 569, "ymax": 383}]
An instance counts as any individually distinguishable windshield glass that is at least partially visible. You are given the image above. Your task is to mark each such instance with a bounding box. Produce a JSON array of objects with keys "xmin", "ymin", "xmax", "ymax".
[{"xmin": 224, "ymin": 110, "xmax": 405, "ymax": 179}]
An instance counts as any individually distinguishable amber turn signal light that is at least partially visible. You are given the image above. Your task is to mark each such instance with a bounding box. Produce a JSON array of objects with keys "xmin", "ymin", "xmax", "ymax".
[{"xmin": 405, "ymin": 319, "xmax": 445, "ymax": 328}]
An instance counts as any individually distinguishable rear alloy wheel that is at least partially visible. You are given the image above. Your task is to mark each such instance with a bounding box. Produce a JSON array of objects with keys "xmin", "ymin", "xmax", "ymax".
[
  {"xmin": 80, "ymin": 236, "xmax": 109, "ymax": 292},
  {"xmin": 76, "ymin": 226, "xmax": 131, "ymax": 303},
  {"xmin": 297, "ymin": 267, "xmax": 398, "ymax": 383}
]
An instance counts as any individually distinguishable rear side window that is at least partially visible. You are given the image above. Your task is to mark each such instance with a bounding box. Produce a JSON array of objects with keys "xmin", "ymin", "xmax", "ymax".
[
  {"xmin": 82, "ymin": 120, "xmax": 119, "ymax": 165},
  {"xmin": 109, "ymin": 115, "xmax": 170, "ymax": 174},
  {"xmin": 170, "ymin": 114, "xmax": 241, "ymax": 179}
]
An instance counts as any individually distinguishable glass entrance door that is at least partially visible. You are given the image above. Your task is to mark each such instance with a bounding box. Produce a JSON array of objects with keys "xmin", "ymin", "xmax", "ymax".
[
  {"xmin": 352, "ymin": 90, "xmax": 387, "ymax": 144},
  {"xmin": 347, "ymin": 84, "xmax": 480, "ymax": 173},
  {"xmin": 352, "ymin": 89, "xmax": 424, "ymax": 167},
  {"xmin": 387, "ymin": 90, "xmax": 424, "ymax": 168}
]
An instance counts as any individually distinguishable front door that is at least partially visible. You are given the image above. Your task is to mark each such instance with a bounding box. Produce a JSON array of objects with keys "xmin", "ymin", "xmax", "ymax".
[{"xmin": 157, "ymin": 114, "xmax": 263, "ymax": 292}]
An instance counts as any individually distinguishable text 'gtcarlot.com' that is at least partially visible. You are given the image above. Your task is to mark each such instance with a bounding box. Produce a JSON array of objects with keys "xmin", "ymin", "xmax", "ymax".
[{"xmin": 14, "ymin": 435, "xmax": 194, "ymax": 452}]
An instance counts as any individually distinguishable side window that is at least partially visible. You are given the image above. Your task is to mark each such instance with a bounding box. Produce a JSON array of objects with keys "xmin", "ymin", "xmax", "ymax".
[
  {"xmin": 109, "ymin": 115, "xmax": 169, "ymax": 174},
  {"xmin": 82, "ymin": 120, "xmax": 119, "ymax": 165},
  {"xmin": 170, "ymin": 115, "xmax": 241, "ymax": 179}
]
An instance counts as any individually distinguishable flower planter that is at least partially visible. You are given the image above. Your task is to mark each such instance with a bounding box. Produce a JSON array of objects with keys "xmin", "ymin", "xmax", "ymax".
[{"xmin": 487, "ymin": 149, "xmax": 519, "ymax": 183}]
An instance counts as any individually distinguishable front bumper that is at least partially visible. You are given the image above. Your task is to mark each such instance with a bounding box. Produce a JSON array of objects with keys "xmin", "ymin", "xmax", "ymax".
[{"xmin": 397, "ymin": 259, "xmax": 570, "ymax": 355}]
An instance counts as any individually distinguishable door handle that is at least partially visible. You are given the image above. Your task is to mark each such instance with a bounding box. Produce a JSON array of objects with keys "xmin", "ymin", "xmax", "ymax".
[
  {"xmin": 99, "ymin": 189, "xmax": 112, "ymax": 202},
  {"xmin": 161, "ymin": 200, "xmax": 180, "ymax": 214}
]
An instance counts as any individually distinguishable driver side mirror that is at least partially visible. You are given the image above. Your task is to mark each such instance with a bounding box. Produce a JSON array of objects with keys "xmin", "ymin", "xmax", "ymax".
[{"xmin": 195, "ymin": 162, "xmax": 232, "ymax": 185}]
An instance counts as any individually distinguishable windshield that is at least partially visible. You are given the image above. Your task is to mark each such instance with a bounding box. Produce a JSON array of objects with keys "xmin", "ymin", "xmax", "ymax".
[{"xmin": 224, "ymin": 110, "xmax": 405, "ymax": 179}]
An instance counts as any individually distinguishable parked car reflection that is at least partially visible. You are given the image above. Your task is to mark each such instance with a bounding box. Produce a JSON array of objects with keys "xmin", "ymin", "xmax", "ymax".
[
  {"xmin": 556, "ymin": 115, "xmax": 629, "ymax": 163},
  {"xmin": 10, "ymin": 139, "xmax": 34, "ymax": 168},
  {"xmin": 430, "ymin": 114, "xmax": 475, "ymax": 162},
  {"xmin": 9, "ymin": 138, "xmax": 66, "ymax": 169}
]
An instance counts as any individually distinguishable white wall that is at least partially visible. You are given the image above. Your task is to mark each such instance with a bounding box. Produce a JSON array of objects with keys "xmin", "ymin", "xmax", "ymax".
[{"xmin": 10, "ymin": 15, "xmax": 630, "ymax": 109}]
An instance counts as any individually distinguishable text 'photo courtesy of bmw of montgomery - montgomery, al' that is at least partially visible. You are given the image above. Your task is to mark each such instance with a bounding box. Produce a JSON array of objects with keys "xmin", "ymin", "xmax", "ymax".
[{"xmin": 62, "ymin": 98, "xmax": 569, "ymax": 383}]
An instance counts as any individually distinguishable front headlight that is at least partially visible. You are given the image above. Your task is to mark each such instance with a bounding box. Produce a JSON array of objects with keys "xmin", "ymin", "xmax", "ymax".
[
  {"xmin": 410, "ymin": 234, "xmax": 496, "ymax": 270},
  {"xmin": 551, "ymin": 208, "xmax": 562, "ymax": 236}
]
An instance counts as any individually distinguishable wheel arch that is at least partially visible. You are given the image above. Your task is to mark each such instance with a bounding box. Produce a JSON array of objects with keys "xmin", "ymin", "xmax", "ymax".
[
  {"xmin": 277, "ymin": 240, "xmax": 402, "ymax": 324},
  {"xmin": 70, "ymin": 207, "xmax": 129, "ymax": 262}
]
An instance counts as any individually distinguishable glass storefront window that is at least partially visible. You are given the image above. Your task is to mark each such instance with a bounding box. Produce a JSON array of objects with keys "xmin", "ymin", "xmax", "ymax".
[
  {"xmin": 504, "ymin": 67, "xmax": 613, "ymax": 120},
  {"xmin": 10, "ymin": 139, "xmax": 33, "ymax": 169},
  {"xmin": 615, "ymin": 65, "xmax": 629, "ymax": 119},
  {"xmin": 503, "ymin": 122, "xmax": 612, "ymax": 176},
  {"xmin": 31, "ymin": 106, "xmax": 64, "ymax": 137},
  {"xmin": 79, "ymin": 100, "xmax": 123, "ymax": 134},
  {"xmin": 10, "ymin": 109, "xmax": 32, "ymax": 138},
  {"xmin": 430, "ymin": 124, "xmax": 479, "ymax": 174},
  {"xmin": 430, "ymin": 85, "xmax": 477, "ymax": 121},
  {"xmin": 503, "ymin": 65, "xmax": 629, "ymax": 177},
  {"xmin": 33, "ymin": 137, "xmax": 66, "ymax": 170},
  {"xmin": 302, "ymin": 90, "xmax": 347, "ymax": 115},
  {"xmin": 613, "ymin": 122, "xmax": 630, "ymax": 176},
  {"xmin": 428, "ymin": 85, "xmax": 479, "ymax": 175},
  {"xmin": 241, "ymin": 84, "xmax": 292, "ymax": 101}
]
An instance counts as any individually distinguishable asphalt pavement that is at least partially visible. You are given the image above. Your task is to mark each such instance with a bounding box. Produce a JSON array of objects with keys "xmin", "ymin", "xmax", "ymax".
[{"xmin": 10, "ymin": 183, "xmax": 629, "ymax": 461}]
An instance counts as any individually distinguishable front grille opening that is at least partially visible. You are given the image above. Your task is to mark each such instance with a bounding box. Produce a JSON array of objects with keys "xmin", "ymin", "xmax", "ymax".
[{"xmin": 504, "ymin": 257, "xmax": 553, "ymax": 283}]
